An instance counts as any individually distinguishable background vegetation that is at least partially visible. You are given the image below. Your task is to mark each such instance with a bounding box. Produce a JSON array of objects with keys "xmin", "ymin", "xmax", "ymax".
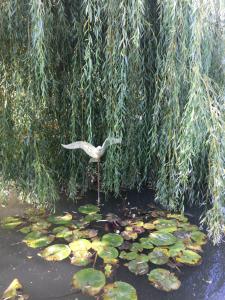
[{"xmin": 0, "ymin": 0, "xmax": 224, "ymax": 243}]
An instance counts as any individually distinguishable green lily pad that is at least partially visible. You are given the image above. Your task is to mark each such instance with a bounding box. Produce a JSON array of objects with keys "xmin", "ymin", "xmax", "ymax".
[
  {"xmin": 119, "ymin": 251, "xmax": 138, "ymax": 261},
  {"xmin": 153, "ymin": 219, "xmax": 177, "ymax": 226},
  {"xmin": 52, "ymin": 226, "xmax": 74, "ymax": 239},
  {"xmin": 127, "ymin": 257, "xmax": 149, "ymax": 275},
  {"xmin": 149, "ymin": 232, "xmax": 177, "ymax": 246},
  {"xmin": 47, "ymin": 213, "xmax": 72, "ymax": 225},
  {"xmin": 70, "ymin": 250, "xmax": 93, "ymax": 266},
  {"xmin": 168, "ymin": 241, "xmax": 186, "ymax": 257},
  {"xmin": 103, "ymin": 281, "xmax": 137, "ymax": 300},
  {"xmin": 139, "ymin": 238, "xmax": 154, "ymax": 249},
  {"xmin": 190, "ymin": 231, "xmax": 207, "ymax": 245},
  {"xmin": 130, "ymin": 242, "xmax": 143, "ymax": 252},
  {"xmin": 78, "ymin": 204, "xmax": 100, "ymax": 215},
  {"xmin": 98, "ymin": 247, "xmax": 119, "ymax": 263},
  {"xmin": 102, "ymin": 233, "xmax": 123, "ymax": 248},
  {"xmin": 175, "ymin": 250, "xmax": 202, "ymax": 265},
  {"xmin": 178, "ymin": 223, "xmax": 199, "ymax": 231},
  {"xmin": 69, "ymin": 239, "xmax": 92, "ymax": 252},
  {"xmin": 1, "ymin": 216, "xmax": 23, "ymax": 229},
  {"xmin": 148, "ymin": 248, "xmax": 169, "ymax": 265},
  {"xmin": 23, "ymin": 231, "xmax": 55, "ymax": 248},
  {"xmin": 32, "ymin": 220, "xmax": 51, "ymax": 231},
  {"xmin": 173, "ymin": 230, "xmax": 191, "ymax": 241},
  {"xmin": 38, "ymin": 244, "xmax": 71, "ymax": 261},
  {"xmin": 19, "ymin": 225, "xmax": 32, "ymax": 234},
  {"xmin": 83, "ymin": 213, "xmax": 102, "ymax": 222},
  {"xmin": 148, "ymin": 268, "xmax": 181, "ymax": 291},
  {"xmin": 72, "ymin": 268, "xmax": 106, "ymax": 296}
]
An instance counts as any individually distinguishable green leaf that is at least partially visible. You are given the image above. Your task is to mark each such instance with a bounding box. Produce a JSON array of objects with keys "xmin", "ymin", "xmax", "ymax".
[
  {"xmin": 148, "ymin": 248, "xmax": 169, "ymax": 265},
  {"xmin": 148, "ymin": 268, "xmax": 181, "ymax": 291},
  {"xmin": 38, "ymin": 244, "xmax": 71, "ymax": 261},
  {"xmin": 119, "ymin": 251, "xmax": 138, "ymax": 261},
  {"xmin": 69, "ymin": 239, "xmax": 92, "ymax": 252},
  {"xmin": 149, "ymin": 232, "xmax": 177, "ymax": 246},
  {"xmin": 98, "ymin": 247, "xmax": 119, "ymax": 263},
  {"xmin": 127, "ymin": 257, "xmax": 149, "ymax": 275},
  {"xmin": 1, "ymin": 278, "xmax": 23, "ymax": 299},
  {"xmin": 175, "ymin": 250, "xmax": 202, "ymax": 265},
  {"xmin": 1, "ymin": 216, "xmax": 23, "ymax": 229},
  {"xmin": 78, "ymin": 204, "xmax": 100, "ymax": 215},
  {"xmin": 72, "ymin": 268, "xmax": 106, "ymax": 296},
  {"xmin": 47, "ymin": 213, "xmax": 72, "ymax": 225},
  {"xmin": 70, "ymin": 251, "xmax": 93, "ymax": 266},
  {"xmin": 139, "ymin": 238, "xmax": 154, "ymax": 249},
  {"xmin": 102, "ymin": 233, "xmax": 123, "ymax": 247},
  {"xmin": 103, "ymin": 281, "xmax": 137, "ymax": 300},
  {"xmin": 23, "ymin": 231, "xmax": 55, "ymax": 248}
]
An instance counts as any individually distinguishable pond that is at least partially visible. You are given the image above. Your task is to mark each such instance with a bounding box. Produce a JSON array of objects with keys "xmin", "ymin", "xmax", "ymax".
[{"xmin": 0, "ymin": 190, "xmax": 224, "ymax": 300}]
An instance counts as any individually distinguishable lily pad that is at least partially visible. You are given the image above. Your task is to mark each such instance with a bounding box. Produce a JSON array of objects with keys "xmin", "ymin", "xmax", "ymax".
[
  {"xmin": 149, "ymin": 232, "xmax": 177, "ymax": 246},
  {"xmin": 38, "ymin": 244, "xmax": 71, "ymax": 261},
  {"xmin": 32, "ymin": 220, "xmax": 51, "ymax": 231},
  {"xmin": 98, "ymin": 247, "xmax": 119, "ymax": 263},
  {"xmin": 143, "ymin": 223, "xmax": 155, "ymax": 230},
  {"xmin": 83, "ymin": 213, "xmax": 102, "ymax": 222},
  {"xmin": 1, "ymin": 216, "xmax": 23, "ymax": 229},
  {"xmin": 103, "ymin": 281, "xmax": 137, "ymax": 300},
  {"xmin": 148, "ymin": 248, "xmax": 169, "ymax": 265},
  {"xmin": 127, "ymin": 257, "xmax": 149, "ymax": 275},
  {"xmin": 47, "ymin": 213, "xmax": 72, "ymax": 225},
  {"xmin": 167, "ymin": 214, "xmax": 188, "ymax": 223},
  {"xmin": 190, "ymin": 231, "xmax": 207, "ymax": 245},
  {"xmin": 121, "ymin": 230, "xmax": 138, "ymax": 241},
  {"xmin": 69, "ymin": 239, "xmax": 92, "ymax": 252},
  {"xmin": 119, "ymin": 251, "xmax": 138, "ymax": 261},
  {"xmin": 92, "ymin": 240, "xmax": 107, "ymax": 252},
  {"xmin": 1, "ymin": 278, "xmax": 24, "ymax": 299},
  {"xmin": 78, "ymin": 204, "xmax": 100, "ymax": 215},
  {"xmin": 102, "ymin": 233, "xmax": 123, "ymax": 248},
  {"xmin": 148, "ymin": 268, "xmax": 181, "ymax": 291},
  {"xmin": 19, "ymin": 225, "xmax": 32, "ymax": 234},
  {"xmin": 168, "ymin": 241, "xmax": 186, "ymax": 257},
  {"xmin": 175, "ymin": 250, "xmax": 202, "ymax": 265},
  {"xmin": 72, "ymin": 268, "xmax": 106, "ymax": 296},
  {"xmin": 23, "ymin": 231, "xmax": 55, "ymax": 248},
  {"xmin": 139, "ymin": 238, "xmax": 154, "ymax": 249},
  {"xmin": 71, "ymin": 251, "xmax": 93, "ymax": 266},
  {"xmin": 130, "ymin": 243, "xmax": 143, "ymax": 252}
]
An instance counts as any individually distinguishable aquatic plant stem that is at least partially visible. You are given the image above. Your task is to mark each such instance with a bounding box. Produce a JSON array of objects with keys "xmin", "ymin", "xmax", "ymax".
[{"xmin": 97, "ymin": 160, "xmax": 100, "ymax": 205}]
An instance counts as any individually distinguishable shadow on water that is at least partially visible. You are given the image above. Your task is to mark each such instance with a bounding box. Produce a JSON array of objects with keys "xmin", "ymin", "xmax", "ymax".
[{"xmin": 0, "ymin": 190, "xmax": 225, "ymax": 300}]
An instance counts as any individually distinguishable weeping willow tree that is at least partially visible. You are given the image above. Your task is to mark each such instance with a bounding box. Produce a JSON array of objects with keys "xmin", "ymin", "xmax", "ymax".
[{"xmin": 0, "ymin": 0, "xmax": 224, "ymax": 243}]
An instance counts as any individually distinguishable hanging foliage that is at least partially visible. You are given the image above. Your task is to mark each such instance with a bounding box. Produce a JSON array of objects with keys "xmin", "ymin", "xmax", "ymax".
[{"xmin": 0, "ymin": 0, "xmax": 224, "ymax": 243}]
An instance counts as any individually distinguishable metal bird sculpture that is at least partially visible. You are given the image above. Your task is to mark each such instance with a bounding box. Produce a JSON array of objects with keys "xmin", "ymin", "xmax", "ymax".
[{"xmin": 62, "ymin": 137, "xmax": 122, "ymax": 204}]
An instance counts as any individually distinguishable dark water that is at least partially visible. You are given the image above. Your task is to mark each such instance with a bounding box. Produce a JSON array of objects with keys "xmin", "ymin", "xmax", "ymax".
[{"xmin": 0, "ymin": 190, "xmax": 225, "ymax": 300}]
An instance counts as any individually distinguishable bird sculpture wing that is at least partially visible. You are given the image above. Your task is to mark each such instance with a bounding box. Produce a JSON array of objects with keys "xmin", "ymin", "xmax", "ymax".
[
  {"xmin": 61, "ymin": 141, "xmax": 97, "ymax": 158},
  {"xmin": 101, "ymin": 137, "xmax": 122, "ymax": 153}
]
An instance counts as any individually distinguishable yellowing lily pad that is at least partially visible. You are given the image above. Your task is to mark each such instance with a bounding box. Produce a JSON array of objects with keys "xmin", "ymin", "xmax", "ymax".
[
  {"xmin": 175, "ymin": 250, "xmax": 202, "ymax": 265},
  {"xmin": 167, "ymin": 214, "xmax": 188, "ymax": 223},
  {"xmin": 47, "ymin": 213, "xmax": 72, "ymax": 225},
  {"xmin": 149, "ymin": 232, "xmax": 177, "ymax": 246},
  {"xmin": 1, "ymin": 278, "xmax": 24, "ymax": 299},
  {"xmin": 19, "ymin": 225, "xmax": 32, "ymax": 234},
  {"xmin": 78, "ymin": 204, "xmax": 100, "ymax": 215},
  {"xmin": 1, "ymin": 216, "xmax": 23, "ymax": 229},
  {"xmin": 103, "ymin": 281, "xmax": 137, "ymax": 300},
  {"xmin": 148, "ymin": 248, "xmax": 169, "ymax": 265},
  {"xmin": 143, "ymin": 223, "xmax": 155, "ymax": 230},
  {"xmin": 148, "ymin": 268, "xmax": 181, "ymax": 291},
  {"xmin": 121, "ymin": 230, "xmax": 138, "ymax": 241},
  {"xmin": 72, "ymin": 268, "xmax": 106, "ymax": 296},
  {"xmin": 102, "ymin": 233, "xmax": 123, "ymax": 247},
  {"xmin": 32, "ymin": 220, "xmax": 51, "ymax": 231},
  {"xmin": 23, "ymin": 231, "xmax": 55, "ymax": 248},
  {"xmin": 38, "ymin": 244, "xmax": 71, "ymax": 261},
  {"xmin": 69, "ymin": 239, "xmax": 92, "ymax": 252},
  {"xmin": 70, "ymin": 251, "xmax": 93, "ymax": 266},
  {"xmin": 92, "ymin": 240, "xmax": 107, "ymax": 252}
]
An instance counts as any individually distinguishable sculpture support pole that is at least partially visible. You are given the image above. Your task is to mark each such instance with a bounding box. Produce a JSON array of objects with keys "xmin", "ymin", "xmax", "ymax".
[{"xmin": 97, "ymin": 160, "xmax": 100, "ymax": 205}]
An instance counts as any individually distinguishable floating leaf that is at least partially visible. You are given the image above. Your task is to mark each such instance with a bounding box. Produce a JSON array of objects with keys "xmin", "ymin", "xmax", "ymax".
[
  {"xmin": 80, "ymin": 229, "xmax": 98, "ymax": 239},
  {"xmin": 121, "ymin": 230, "xmax": 138, "ymax": 241},
  {"xmin": 148, "ymin": 248, "xmax": 169, "ymax": 265},
  {"xmin": 32, "ymin": 220, "xmax": 51, "ymax": 231},
  {"xmin": 19, "ymin": 226, "xmax": 32, "ymax": 234},
  {"xmin": 143, "ymin": 223, "xmax": 155, "ymax": 230},
  {"xmin": 149, "ymin": 232, "xmax": 177, "ymax": 246},
  {"xmin": 102, "ymin": 233, "xmax": 123, "ymax": 247},
  {"xmin": 168, "ymin": 241, "xmax": 186, "ymax": 257},
  {"xmin": 70, "ymin": 251, "xmax": 93, "ymax": 266},
  {"xmin": 98, "ymin": 247, "xmax": 119, "ymax": 263},
  {"xmin": 175, "ymin": 250, "xmax": 202, "ymax": 265},
  {"xmin": 92, "ymin": 240, "xmax": 107, "ymax": 252},
  {"xmin": 119, "ymin": 251, "xmax": 138, "ymax": 261},
  {"xmin": 173, "ymin": 230, "xmax": 191, "ymax": 241},
  {"xmin": 78, "ymin": 204, "xmax": 100, "ymax": 215},
  {"xmin": 178, "ymin": 223, "xmax": 199, "ymax": 232},
  {"xmin": 69, "ymin": 239, "xmax": 92, "ymax": 252},
  {"xmin": 139, "ymin": 238, "xmax": 154, "ymax": 249},
  {"xmin": 1, "ymin": 216, "xmax": 23, "ymax": 229},
  {"xmin": 103, "ymin": 281, "xmax": 137, "ymax": 300},
  {"xmin": 130, "ymin": 243, "xmax": 143, "ymax": 252},
  {"xmin": 72, "ymin": 268, "xmax": 106, "ymax": 296},
  {"xmin": 1, "ymin": 278, "xmax": 23, "ymax": 300},
  {"xmin": 23, "ymin": 231, "xmax": 54, "ymax": 248},
  {"xmin": 190, "ymin": 231, "xmax": 207, "ymax": 245},
  {"xmin": 104, "ymin": 264, "xmax": 113, "ymax": 278},
  {"xmin": 127, "ymin": 256, "xmax": 149, "ymax": 275},
  {"xmin": 38, "ymin": 244, "xmax": 71, "ymax": 261},
  {"xmin": 83, "ymin": 213, "xmax": 102, "ymax": 222},
  {"xmin": 167, "ymin": 214, "xmax": 188, "ymax": 223},
  {"xmin": 47, "ymin": 213, "xmax": 72, "ymax": 225},
  {"xmin": 148, "ymin": 268, "xmax": 181, "ymax": 292}
]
